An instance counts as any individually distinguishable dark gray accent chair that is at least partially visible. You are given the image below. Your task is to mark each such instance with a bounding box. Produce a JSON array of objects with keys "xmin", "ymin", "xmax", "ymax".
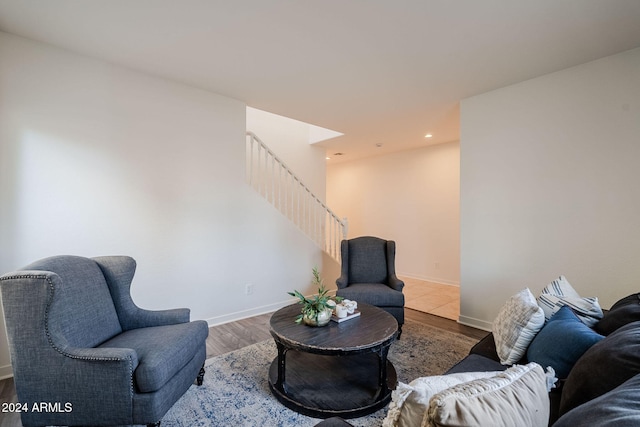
[
  {"xmin": 336, "ymin": 236, "xmax": 405, "ymax": 337},
  {"xmin": 0, "ymin": 255, "xmax": 208, "ymax": 427}
]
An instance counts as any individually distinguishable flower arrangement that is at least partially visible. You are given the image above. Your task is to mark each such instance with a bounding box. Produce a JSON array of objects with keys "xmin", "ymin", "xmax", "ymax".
[{"xmin": 288, "ymin": 267, "xmax": 343, "ymax": 326}]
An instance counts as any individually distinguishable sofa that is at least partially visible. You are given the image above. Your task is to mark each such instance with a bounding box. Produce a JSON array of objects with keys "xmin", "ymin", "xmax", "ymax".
[{"xmin": 383, "ymin": 277, "xmax": 640, "ymax": 427}]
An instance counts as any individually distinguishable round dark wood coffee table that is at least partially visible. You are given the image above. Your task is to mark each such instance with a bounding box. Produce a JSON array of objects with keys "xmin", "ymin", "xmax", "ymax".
[{"xmin": 268, "ymin": 302, "xmax": 398, "ymax": 419}]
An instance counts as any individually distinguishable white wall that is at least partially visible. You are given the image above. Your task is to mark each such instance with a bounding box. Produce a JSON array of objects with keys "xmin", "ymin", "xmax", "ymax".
[
  {"xmin": 0, "ymin": 32, "xmax": 323, "ymax": 378},
  {"xmin": 460, "ymin": 47, "xmax": 640, "ymax": 330},
  {"xmin": 327, "ymin": 142, "xmax": 460, "ymax": 285}
]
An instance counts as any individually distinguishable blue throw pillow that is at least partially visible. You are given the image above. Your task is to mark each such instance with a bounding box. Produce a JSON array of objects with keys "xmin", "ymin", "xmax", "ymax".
[{"xmin": 527, "ymin": 305, "xmax": 604, "ymax": 378}]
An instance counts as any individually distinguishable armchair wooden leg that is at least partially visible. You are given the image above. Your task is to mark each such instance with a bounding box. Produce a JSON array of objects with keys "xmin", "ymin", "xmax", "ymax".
[
  {"xmin": 197, "ymin": 364, "xmax": 205, "ymax": 386},
  {"xmin": 397, "ymin": 324, "xmax": 403, "ymax": 339}
]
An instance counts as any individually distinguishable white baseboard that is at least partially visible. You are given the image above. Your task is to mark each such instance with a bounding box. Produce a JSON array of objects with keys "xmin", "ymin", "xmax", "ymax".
[
  {"xmin": 204, "ymin": 299, "xmax": 295, "ymax": 327},
  {"xmin": 398, "ymin": 273, "xmax": 460, "ymax": 287},
  {"xmin": 458, "ymin": 315, "xmax": 492, "ymax": 332},
  {"xmin": 204, "ymin": 290, "xmax": 342, "ymax": 327},
  {"xmin": 0, "ymin": 364, "xmax": 13, "ymax": 380}
]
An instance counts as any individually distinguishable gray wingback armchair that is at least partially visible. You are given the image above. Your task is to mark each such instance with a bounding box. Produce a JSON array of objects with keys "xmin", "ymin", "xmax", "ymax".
[
  {"xmin": 0, "ymin": 255, "xmax": 208, "ymax": 427},
  {"xmin": 336, "ymin": 236, "xmax": 405, "ymax": 336}
]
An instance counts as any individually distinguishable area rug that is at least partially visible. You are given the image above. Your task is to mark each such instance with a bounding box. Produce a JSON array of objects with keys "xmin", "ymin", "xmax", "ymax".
[{"xmin": 162, "ymin": 319, "xmax": 480, "ymax": 426}]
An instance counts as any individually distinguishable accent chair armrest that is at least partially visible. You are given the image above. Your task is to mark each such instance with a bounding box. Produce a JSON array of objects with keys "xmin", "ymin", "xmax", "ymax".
[
  {"xmin": 336, "ymin": 274, "xmax": 349, "ymax": 289},
  {"xmin": 133, "ymin": 307, "xmax": 191, "ymax": 326},
  {"xmin": 93, "ymin": 256, "xmax": 190, "ymax": 330},
  {"xmin": 336, "ymin": 239, "xmax": 350, "ymax": 289},
  {"xmin": 387, "ymin": 274, "xmax": 405, "ymax": 292},
  {"xmin": 44, "ymin": 346, "xmax": 137, "ymax": 425},
  {"xmin": 8, "ymin": 339, "xmax": 139, "ymax": 425},
  {"xmin": 62, "ymin": 345, "xmax": 139, "ymax": 365}
]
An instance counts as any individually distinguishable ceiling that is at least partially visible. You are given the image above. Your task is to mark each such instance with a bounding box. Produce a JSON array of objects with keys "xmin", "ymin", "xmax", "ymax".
[{"xmin": 1, "ymin": 1, "xmax": 640, "ymax": 163}]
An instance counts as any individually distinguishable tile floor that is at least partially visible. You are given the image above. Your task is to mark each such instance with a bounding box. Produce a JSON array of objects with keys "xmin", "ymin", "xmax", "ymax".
[{"xmin": 401, "ymin": 276, "xmax": 460, "ymax": 321}]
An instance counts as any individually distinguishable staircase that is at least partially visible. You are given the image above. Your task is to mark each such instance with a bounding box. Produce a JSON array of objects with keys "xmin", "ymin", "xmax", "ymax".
[{"xmin": 246, "ymin": 132, "xmax": 347, "ymax": 262}]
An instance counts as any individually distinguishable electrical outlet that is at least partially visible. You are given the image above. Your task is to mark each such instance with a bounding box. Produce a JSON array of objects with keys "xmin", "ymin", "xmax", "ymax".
[{"xmin": 245, "ymin": 283, "xmax": 254, "ymax": 295}]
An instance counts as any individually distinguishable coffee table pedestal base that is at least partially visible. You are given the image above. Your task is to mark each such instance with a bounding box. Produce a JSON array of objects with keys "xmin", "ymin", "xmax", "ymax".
[{"xmin": 268, "ymin": 350, "xmax": 396, "ymax": 419}]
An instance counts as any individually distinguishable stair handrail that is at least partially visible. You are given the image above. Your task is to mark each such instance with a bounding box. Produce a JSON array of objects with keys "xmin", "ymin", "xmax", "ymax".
[{"xmin": 246, "ymin": 131, "xmax": 348, "ymax": 261}]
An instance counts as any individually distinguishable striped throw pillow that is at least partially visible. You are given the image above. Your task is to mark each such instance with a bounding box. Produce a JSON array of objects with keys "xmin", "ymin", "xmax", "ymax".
[{"xmin": 537, "ymin": 276, "xmax": 603, "ymax": 327}]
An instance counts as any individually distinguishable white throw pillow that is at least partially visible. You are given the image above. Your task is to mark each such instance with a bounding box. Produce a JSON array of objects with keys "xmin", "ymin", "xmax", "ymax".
[
  {"xmin": 382, "ymin": 371, "xmax": 498, "ymax": 427},
  {"xmin": 492, "ymin": 288, "xmax": 545, "ymax": 365},
  {"xmin": 424, "ymin": 363, "xmax": 550, "ymax": 427},
  {"xmin": 537, "ymin": 275, "xmax": 603, "ymax": 327}
]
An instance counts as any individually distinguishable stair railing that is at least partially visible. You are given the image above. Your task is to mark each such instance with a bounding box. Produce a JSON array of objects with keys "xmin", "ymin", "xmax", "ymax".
[{"xmin": 246, "ymin": 132, "xmax": 347, "ymax": 261}]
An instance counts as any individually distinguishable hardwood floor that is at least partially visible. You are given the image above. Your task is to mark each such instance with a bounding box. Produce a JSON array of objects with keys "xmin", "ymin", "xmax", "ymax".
[
  {"xmin": 0, "ymin": 376, "xmax": 19, "ymax": 427},
  {"xmin": 206, "ymin": 312, "xmax": 273, "ymax": 357},
  {"xmin": 405, "ymin": 308, "xmax": 487, "ymax": 341},
  {"xmin": 0, "ymin": 309, "xmax": 487, "ymax": 427}
]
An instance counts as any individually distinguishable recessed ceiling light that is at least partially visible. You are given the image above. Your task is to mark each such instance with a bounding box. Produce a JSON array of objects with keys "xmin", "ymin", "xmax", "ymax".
[
  {"xmin": 326, "ymin": 156, "xmax": 331, "ymax": 160},
  {"xmin": 425, "ymin": 133, "xmax": 433, "ymax": 138}
]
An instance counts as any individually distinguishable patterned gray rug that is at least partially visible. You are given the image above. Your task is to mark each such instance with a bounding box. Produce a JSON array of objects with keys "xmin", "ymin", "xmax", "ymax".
[{"xmin": 162, "ymin": 319, "xmax": 480, "ymax": 427}]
